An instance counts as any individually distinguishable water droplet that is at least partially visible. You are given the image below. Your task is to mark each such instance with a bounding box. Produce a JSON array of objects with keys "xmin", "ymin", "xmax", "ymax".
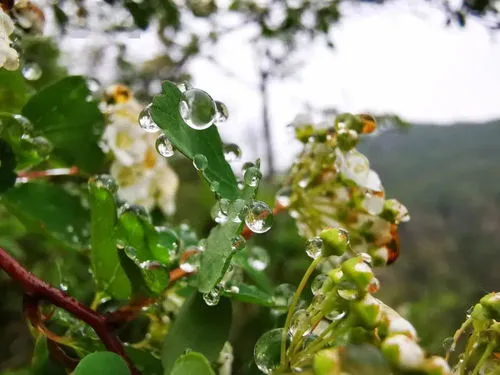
[
  {"xmin": 305, "ymin": 237, "xmax": 323, "ymax": 259},
  {"xmin": 179, "ymin": 251, "xmax": 201, "ymax": 273},
  {"xmin": 211, "ymin": 199, "xmax": 229, "ymax": 224},
  {"xmin": 13, "ymin": 114, "xmax": 33, "ymax": 131},
  {"xmin": 326, "ymin": 310, "xmax": 346, "ymax": 321},
  {"xmin": 443, "ymin": 337, "xmax": 455, "ymax": 352},
  {"xmin": 242, "ymin": 162, "xmax": 254, "ymax": 172},
  {"xmin": 179, "ymin": 88, "xmax": 216, "ymax": 130},
  {"xmin": 155, "ymin": 133, "xmax": 174, "ymax": 157},
  {"xmin": 273, "ymin": 284, "xmax": 295, "ymax": 307},
  {"xmin": 59, "ymin": 283, "xmax": 68, "ymax": 292},
  {"xmin": 176, "ymin": 81, "xmax": 191, "ymax": 93},
  {"xmin": 360, "ymin": 252, "xmax": 373, "ymax": 266},
  {"xmin": 276, "ymin": 186, "xmax": 293, "ymax": 208},
  {"xmin": 228, "ymin": 199, "xmax": 247, "ymax": 223},
  {"xmin": 138, "ymin": 103, "xmax": 160, "ymax": 133},
  {"xmin": 215, "ymin": 101, "xmax": 229, "ymax": 124},
  {"xmin": 210, "ymin": 180, "xmax": 220, "ymax": 193},
  {"xmin": 193, "ymin": 154, "xmax": 208, "ymax": 171},
  {"xmin": 198, "ymin": 239, "xmax": 208, "ymax": 252},
  {"xmin": 289, "ymin": 309, "xmax": 312, "ymax": 337},
  {"xmin": 22, "ymin": 62, "xmax": 42, "ymax": 81},
  {"xmin": 203, "ymin": 286, "xmax": 221, "ymax": 306},
  {"xmin": 87, "ymin": 78, "xmax": 101, "ymax": 93},
  {"xmin": 89, "ymin": 174, "xmax": 118, "ymax": 194},
  {"xmin": 248, "ymin": 246, "xmax": 270, "ymax": 271},
  {"xmin": 139, "ymin": 260, "xmax": 163, "ymax": 270},
  {"xmin": 244, "ymin": 166, "xmax": 262, "ymax": 187},
  {"xmin": 245, "ymin": 201, "xmax": 273, "ymax": 234},
  {"xmin": 223, "ymin": 143, "xmax": 241, "ymax": 162},
  {"xmin": 32, "ymin": 136, "xmax": 53, "ymax": 157},
  {"xmin": 254, "ymin": 328, "xmax": 288, "ymax": 374},
  {"xmin": 231, "ymin": 235, "xmax": 246, "ymax": 252},
  {"xmin": 311, "ymin": 274, "xmax": 327, "ymax": 296},
  {"xmin": 337, "ymin": 287, "xmax": 359, "ymax": 301}
]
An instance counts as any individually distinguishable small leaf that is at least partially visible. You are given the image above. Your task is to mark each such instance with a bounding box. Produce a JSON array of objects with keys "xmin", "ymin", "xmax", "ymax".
[
  {"xmin": 74, "ymin": 352, "xmax": 131, "ymax": 375},
  {"xmin": 3, "ymin": 182, "xmax": 90, "ymax": 250},
  {"xmin": 0, "ymin": 139, "xmax": 17, "ymax": 193},
  {"xmin": 116, "ymin": 210, "xmax": 169, "ymax": 296},
  {"xmin": 221, "ymin": 283, "xmax": 274, "ymax": 307},
  {"xmin": 161, "ymin": 293, "xmax": 232, "ymax": 374},
  {"xmin": 170, "ymin": 352, "xmax": 215, "ymax": 375},
  {"xmin": 124, "ymin": 0, "xmax": 154, "ymax": 29},
  {"xmin": 125, "ymin": 347, "xmax": 163, "ymax": 375},
  {"xmin": 0, "ymin": 69, "xmax": 31, "ymax": 112},
  {"xmin": 89, "ymin": 180, "xmax": 131, "ymax": 299},
  {"xmin": 151, "ymin": 81, "xmax": 238, "ymax": 200},
  {"xmin": 22, "ymin": 76, "xmax": 105, "ymax": 173}
]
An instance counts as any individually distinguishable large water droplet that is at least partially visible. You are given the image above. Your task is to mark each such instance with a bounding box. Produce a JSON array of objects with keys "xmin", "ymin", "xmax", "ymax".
[
  {"xmin": 231, "ymin": 235, "xmax": 246, "ymax": 252},
  {"xmin": 289, "ymin": 309, "xmax": 312, "ymax": 337},
  {"xmin": 215, "ymin": 101, "xmax": 229, "ymax": 124},
  {"xmin": 442, "ymin": 337, "xmax": 455, "ymax": 352},
  {"xmin": 203, "ymin": 286, "xmax": 221, "ymax": 306},
  {"xmin": 223, "ymin": 143, "xmax": 241, "ymax": 162},
  {"xmin": 211, "ymin": 199, "xmax": 230, "ymax": 224},
  {"xmin": 248, "ymin": 246, "xmax": 270, "ymax": 271},
  {"xmin": 245, "ymin": 201, "xmax": 273, "ymax": 234},
  {"xmin": 305, "ymin": 237, "xmax": 323, "ymax": 259},
  {"xmin": 228, "ymin": 199, "xmax": 247, "ymax": 223},
  {"xmin": 244, "ymin": 166, "xmax": 262, "ymax": 187},
  {"xmin": 254, "ymin": 328, "xmax": 287, "ymax": 374},
  {"xmin": 138, "ymin": 103, "xmax": 160, "ymax": 133},
  {"xmin": 311, "ymin": 274, "xmax": 327, "ymax": 296},
  {"xmin": 155, "ymin": 133, "xmax": 174, "ymax": 157},
  {"xmin": 13, "ymin": 114, "xmax": 33, "ymax": 131},
  {"xmin": 22, "ymin": 62, "xmax": 42, "ymax": 81},
  {"xmin": 179, "ymin": 88, "xmax": 216, "ymax": 130},
  {"xmin": 89, "ymin": 174, "xmax": 118, "ymax": 194},
  {"xmin": 337, "ymin": 286, "xmax": 359, "ymax": 301},
  {"xmin": 276, "ymin": 186, "xmax": 293, "ymax": 208},
  {"xmin": 32, "ymin": 136, "xmax": 53, "ymax": 157},
  {"xmin": 326, "ymin": 310, "xmax": 346, "ymax": 321},
  {"xmin": 193, "ymin": 154, "xmax": 208, "ymax": 171}
]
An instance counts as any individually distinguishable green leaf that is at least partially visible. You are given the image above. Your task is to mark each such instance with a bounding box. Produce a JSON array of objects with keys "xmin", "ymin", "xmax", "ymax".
[
  {"xmin": 0, "ymin": 69, "xmax": 31, "ymax": 112},
  {"xmin": 124, "ymin": 0, "xmax": 155, "ymax": 29},
  {"xmin": 89, "ymin": 179, "xmax": 131, "ymax": 299},
  {"xmin": 170, "ymin": 352, "xmax": 215, "ymax": 375},
  {"xmin": 74, "ymin": 352, "xmax": 131, "ymax": 375},
  {"xmin": 198, "ymin": 175, "xmax": 260, "ymax": 293},
  {"xmin": 232, "ymin": 249, "xmax": 273, "ymax": 293},
  {"xmin": 0, "ymin": 139, "xmax": 17, "ymax": 193},
  {"xmin": 161, "ymin": 293, "xmax": 232, "ymax": 374},
  {"xmin": 116, "ymin": 209, "xmax": 169, "ymax": 296},
  {"xmin": 221, "ymin": 282, "xmax": 275, "ymax": 307},
  {"xmin": 151, "ymin": 81, "xmax": 238, "ymax": 200},
  {"xmin": 2, "ymin": 181, "xmax": 90, "ymax": 250},
  {"xmin": 22, "ymin": 76, "xmax": 105, "ymax": 173}
]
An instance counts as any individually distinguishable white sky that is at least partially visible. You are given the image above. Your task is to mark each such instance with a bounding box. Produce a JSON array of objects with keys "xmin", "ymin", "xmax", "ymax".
[{"xmin": 55, "ymin": 0, "xmax": 500, "ymax": 171}]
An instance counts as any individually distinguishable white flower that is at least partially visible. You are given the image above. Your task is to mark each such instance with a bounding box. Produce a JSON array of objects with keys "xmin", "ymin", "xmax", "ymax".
[
  {"xmin": 382, "ymin": 334, "xmax": 425, "ymax": 370},
  {"xmin": 0, "ymin": 10, "xmax": 19, "ymax": 71},
  {"xmin": 217, "ymin": 342, "xmax": 234, "ymax": 375}
]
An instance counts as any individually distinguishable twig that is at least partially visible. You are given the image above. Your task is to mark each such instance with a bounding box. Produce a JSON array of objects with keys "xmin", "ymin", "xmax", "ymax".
[
  {"xmin": 17, "ymin": 166, "xmax": 80, "ymax": 181},
  {"xmin": 0, "ymin": 247, "xmax": 139, "ymax": 374}
]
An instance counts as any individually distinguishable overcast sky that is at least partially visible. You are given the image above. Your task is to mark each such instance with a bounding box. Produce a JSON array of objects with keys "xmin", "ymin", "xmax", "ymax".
[{"xmin": 55, "ymin": 0, "xmax": 500, "ymax": 171}]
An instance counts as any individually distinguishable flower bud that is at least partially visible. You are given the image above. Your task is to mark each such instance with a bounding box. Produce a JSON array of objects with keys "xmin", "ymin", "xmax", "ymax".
[
  {"xmin": 313, "ymin": 348, "xmax": 341, "ymax": 375},
  {"xmin": 352, "ymin": 294, "xmax": 382, "ymax": 329},
  {"xmin": 480, "ymin": 292, "xmax": 500, "ymax": 320},
  {"xmin": 341, "ymin": 256, "xmax": 374, "ymax": 291},
  {"xmin": 422, "ymin": 356, "xmax": 452, "ymax": 375},
  {"xmin": 381, "ymin": 334, "xmax": 425, "ymax": 370},
  {"xmin": 319, "ymin": 227, "xmax": 349, "ymax": 256}
]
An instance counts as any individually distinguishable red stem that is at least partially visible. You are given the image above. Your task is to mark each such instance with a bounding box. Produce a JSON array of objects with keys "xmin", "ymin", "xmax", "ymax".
[
  {"xmin": 18, "ymin": 166, "xmax": 80, "ymax": 180},
  {"xmin": 0, "ymin": 247, "xmax": 139, "ymax": 374}
]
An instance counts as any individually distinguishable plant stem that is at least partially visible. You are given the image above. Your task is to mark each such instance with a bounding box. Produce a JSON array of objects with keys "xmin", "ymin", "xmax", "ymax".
[
  {"xmin": 280, "ymin": 257, "xmax": 323, "ymax": 369},
  {"xmin": 0, "ymin": 247, "xmax": 139, "ymax": 374},
  {"xmin": 471, "ymin": 341, "xmax": 495, "ymax": 375}
]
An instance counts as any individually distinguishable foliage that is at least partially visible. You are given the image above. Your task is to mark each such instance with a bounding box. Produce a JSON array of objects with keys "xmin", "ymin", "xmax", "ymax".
[{"xmin": 0, "ymin": 1, "xmax": 499, "ymax": 375}]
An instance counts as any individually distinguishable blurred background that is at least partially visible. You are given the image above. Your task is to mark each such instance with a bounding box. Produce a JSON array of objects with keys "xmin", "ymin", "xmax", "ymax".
[{"xmin": 1, "ymin": 0, "xmax": 500, "ymax": 372}]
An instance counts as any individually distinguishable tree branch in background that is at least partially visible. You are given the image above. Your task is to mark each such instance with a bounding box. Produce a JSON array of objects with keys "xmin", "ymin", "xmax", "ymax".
[{"xmin": 0, "ymin": 247, "xmax": 139, "ymax": 375}]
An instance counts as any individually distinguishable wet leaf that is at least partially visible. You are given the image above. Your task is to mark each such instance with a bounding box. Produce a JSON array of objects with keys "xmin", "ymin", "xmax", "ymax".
[
  {"xmin": 74, "ymin": 352, "xmax": 130, "ymax": 375},
  {"xmin": 221, "ymin": 283, "xmax": 274, "ymax": 307},
  {"xmin": 170, "ymin": 352, "xmax": 215, "ymax": 375}
]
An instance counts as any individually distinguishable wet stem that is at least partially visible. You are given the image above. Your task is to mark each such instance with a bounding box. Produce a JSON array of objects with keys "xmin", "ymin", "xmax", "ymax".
[
  {"xmin": 280, "ymin": 256, "xmax": 323, "ymax": 370},
  {"xmin": 471, "ymin": 340, "xmax": 495, "ymax": 375}
]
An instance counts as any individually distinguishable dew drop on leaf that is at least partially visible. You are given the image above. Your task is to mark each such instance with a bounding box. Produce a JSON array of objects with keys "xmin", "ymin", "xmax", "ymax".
[
  {"xmin": 215, "ymin": 100, "xmax": 229, "ymax": 124},
  {"xmin": 176, "ymin": 81, "xmax": 192, "ymax": 93},
  {"xmin": 289, "ymin": 309, "xmax": 312, "ymax": 337},
  {"xmin": 254, "ymin": 328, "xmax": 287, "ymax": 375},
  {"xmin": 21, "ymin": 62, "xmax": 42, "ymax": 81},
  {"xmin": 193, "ymin": 154, "xmax": 208, "ymax": 171},
  {"xmin": 243, "ymin": 166, "xmax": 262, "ymax": 187},
  {"xmin": 155, "ymin": 133, "xmax": 174, "ymax": 158},
  {"xmin": 223, "ymin": 143, "xmax": 241, "ymax": 162},
  {"xmin": 305, "ymin": 237, "xmax": 323, "ymax": 259},
  {"xmin": 231, "ymin": 235, "xmax": 246, "ymax": 252},
  {"xmin": 228, "ymin": 199, "xmax": 247, "ymax": 223},
  {"xmin": 138, "ymin": 103, "xmax": 160, "ymax": 133},
  {"xmin": 203, "ymin": 286, "xmax": 221, "ymax": 306},
  {"xmin": 248, "ymin": 246, "xmax": 270, "ymax": 271},
  {"xmin": 326, "ymin": 310, "xmax": 346, "ymax": 321},
  {"xmin": 211, "ymin": 199, "xmax": 229, "ymax": 224},
  {"xmin": 179, "ymin": 88, "xmax": 216, "ymax": 130},
  {"xmin": 245, "ymin": 201, "xmax": 273, "ymax": 234},
  {"xmin": 89, "ymin": 174, "xmax": 118, "ymax": 194}
]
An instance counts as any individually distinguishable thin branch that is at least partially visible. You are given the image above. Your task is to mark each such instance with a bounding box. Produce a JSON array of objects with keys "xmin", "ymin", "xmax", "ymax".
[
  {"xmin": 0, "ymin": 247, "xmax": 139, "ymax": 375},
  {"xmin": 17, "ymin": 166, "xmax": 81, "ymax": 181}
]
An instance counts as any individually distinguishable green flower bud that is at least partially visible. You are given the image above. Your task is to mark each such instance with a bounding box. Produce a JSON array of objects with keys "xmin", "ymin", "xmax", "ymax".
[
  {"xmin": 422, "ymin": 356, "xmax": 452, "ymax": 375},
  {"xmin": 381, "ymin": 334, "xmax": 425, "ymax": 370},
  {"xmin": 313, "ymin": 348, "xmax": 341, "ymax": 375},
  {"xmin": 480, "ymin": 292, "xmax": 500, "ymax": 320},
  {"xmin": 341, "ymin": 256, "xmax": 374, "ymax": 291},
  {"xmin": 319, "ymin": 227, "xmax": 349, "ymax": 256},
  {"xmin": 336, "ymin": 128, "xmax": 359, "ymax": 151},
  {"xmin": 379, "ymin": 305, "xmax": 418, "ymax": 340},
  {"xmin": 352, "ymin": 294, "xmax": 382, "ymax": 329},
  {"xmin": 327, "ymin": 267, "xmax": 344, "ymax": 284}
]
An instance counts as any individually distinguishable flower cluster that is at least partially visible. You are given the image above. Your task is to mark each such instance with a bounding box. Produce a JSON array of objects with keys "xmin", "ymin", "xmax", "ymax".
[
  {"xmin": 281, "ymin": 113, "xmax": 409, "ymax": 267},
  {"xmin": 99, "ymin": 84, "xmax": 179, "ymax": 215},
  {"xmin": 0, "ymin": 8, "xmax": 19, "ymax": 70}
]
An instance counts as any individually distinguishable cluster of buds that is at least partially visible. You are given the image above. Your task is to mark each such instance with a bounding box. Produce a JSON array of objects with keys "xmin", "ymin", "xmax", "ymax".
[
  {"xmin": 281, "ymin": 113, "xmax": 409, "ymax": 268},
  {"xmin": 280, "ymin": 229, "xmax": 451, "ymax": 374}
]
